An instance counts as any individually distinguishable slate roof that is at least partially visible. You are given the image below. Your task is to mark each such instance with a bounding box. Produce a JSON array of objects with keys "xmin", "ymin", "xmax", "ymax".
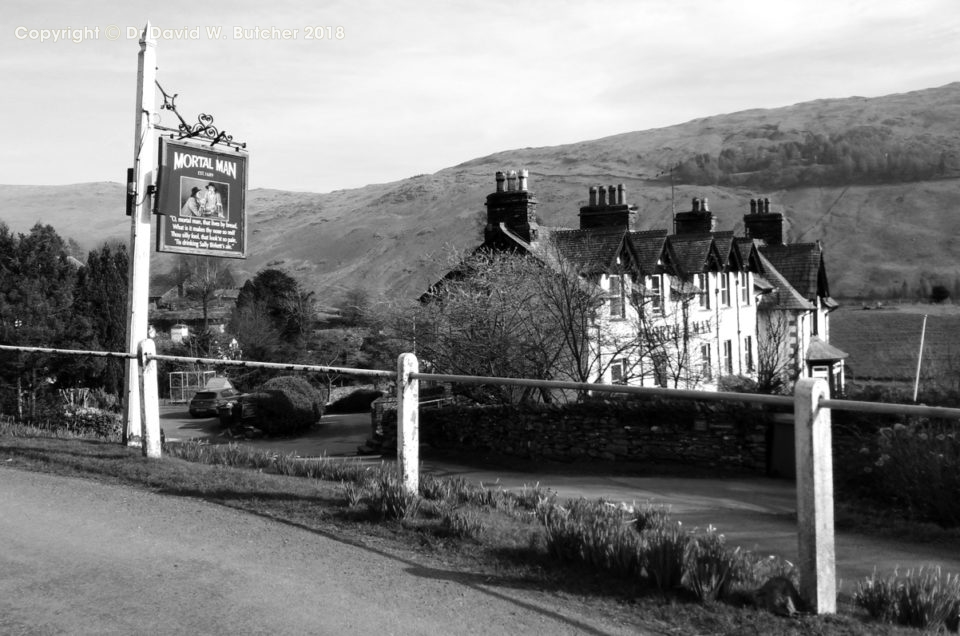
[
  {"xmin": 628, "ymin": 229, "xmax": 668, "ymax": 274},
  {"xmin": 711, "ymin": 231, "xmax": 736, "ymax": 268},
  {"xmin": 543, "ymin": 227, "xmax": 628, "ymax": 274},
  {"xmin": 760, "ymin": 243, "xmax": 827, "ymax": 301},
  {"xmin": 664, "ymin": 233, "xmax": 718, "ymax": 278},
  {"xmin": 806, "ymin": 336, "xmax": 848, "ymax": 361},
  {"xmin": 756, "ymin": 252, "xmax": 815, "ymax": 311}
]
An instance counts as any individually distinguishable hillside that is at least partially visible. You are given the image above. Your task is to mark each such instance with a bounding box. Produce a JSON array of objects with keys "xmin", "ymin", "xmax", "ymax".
[{"xmin": 2, "ymin": 82, "xmax": 959, "ymax": 304}]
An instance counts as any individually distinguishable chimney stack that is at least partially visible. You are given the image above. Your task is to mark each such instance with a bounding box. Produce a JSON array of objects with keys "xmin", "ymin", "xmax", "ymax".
[
  {"xmin": 743, "ymin": 196, "xmax": 785, "ymax": 245},
  {"xmin": 578, "ymin": 183, "xmax": 636, "ymax": 230},
  {"xmin": 484, "ymin": 169, "xmax": 538, "ymax": 248},
  {"xmin": 673, "ymin": 195, "xmax": 716, "ymax": 234}
]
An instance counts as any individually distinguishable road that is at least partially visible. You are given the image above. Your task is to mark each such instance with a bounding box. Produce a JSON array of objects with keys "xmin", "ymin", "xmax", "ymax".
[
  {"xmin": 156, "ymin": 405, "xmax": 960, "ymax": 597},
  {"xmin": 0, "ymin": 467, "xmax": 644, "ymax": 636}
]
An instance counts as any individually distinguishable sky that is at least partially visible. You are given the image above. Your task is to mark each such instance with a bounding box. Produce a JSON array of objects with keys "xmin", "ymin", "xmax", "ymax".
[{"xmin": 2, "ymin": 0, "xmax": 958, "ymax": 193}]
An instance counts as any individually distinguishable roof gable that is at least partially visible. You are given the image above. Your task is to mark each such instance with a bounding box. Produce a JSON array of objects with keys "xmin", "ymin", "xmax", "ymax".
[
  {"xmin": 663, "ymin": 233, "xmax": 722, "ymax": 278},
  {"xmin": 760, "ymin": 243, "xmax": 828, "ymax": 300}
]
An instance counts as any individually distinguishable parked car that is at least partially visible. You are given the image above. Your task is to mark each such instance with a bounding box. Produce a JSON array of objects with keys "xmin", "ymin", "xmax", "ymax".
[
  {"xmin": 217, "ymin": 393, "xmax": 258, "ymax": 427},
  {"xmin": 189, "ymin": 388, "xmax": 239, "ymax": 417}
]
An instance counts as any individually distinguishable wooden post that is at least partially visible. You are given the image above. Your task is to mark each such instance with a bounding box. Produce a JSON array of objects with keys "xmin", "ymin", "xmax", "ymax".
[
  {"xmin": 397, "ymin": 353, "xmax": 419, "ymax": 495},
  {"xmin": 123, "ymin": 23, "xmax": 157, "ymax": 445},
  {"xmin": 794, "ymin": 377, "xmax": 836, "ymax": 613},
  {"xmin": 138, "ymin": 339, "xmax": 161, "ymax": 458}
]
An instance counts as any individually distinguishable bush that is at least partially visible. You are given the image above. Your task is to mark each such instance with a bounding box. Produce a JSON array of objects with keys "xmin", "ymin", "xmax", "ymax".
[
  {"xmin": 683, "ymin": 526, "xmax": 740, "ymax": 602},
  {"xmin": 325, "ymin": 388, "xmax": 383, "ymax": 414},
  {"xmin": 251, "ymin": 376, "xmax": 325, "ymax": 436},
  {"xmin": 855, "ymin": 567, "xmax": 960, "ymax": 631}
]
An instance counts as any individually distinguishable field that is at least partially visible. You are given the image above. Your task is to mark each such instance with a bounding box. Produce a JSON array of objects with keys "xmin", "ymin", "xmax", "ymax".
[{"xmin": 831, "ymin": 303, "xmax": 960, "ymax": 384}]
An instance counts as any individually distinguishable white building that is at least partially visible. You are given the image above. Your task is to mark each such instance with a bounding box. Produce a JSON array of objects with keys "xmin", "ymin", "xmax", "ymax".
[{"xmin": 481, "ymin": 170, "xmax": 846, "ymax": 394}]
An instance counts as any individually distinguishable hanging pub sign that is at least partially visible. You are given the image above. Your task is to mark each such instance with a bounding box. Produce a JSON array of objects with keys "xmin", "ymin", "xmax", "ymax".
[{"xmin": 156, "ymin": 137, "xmax": 248, "ymax": 258}]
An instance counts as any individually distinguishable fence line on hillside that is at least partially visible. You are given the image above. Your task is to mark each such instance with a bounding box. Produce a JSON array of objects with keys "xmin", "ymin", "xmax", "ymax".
[{"xmin": 4, "ymin": 341, "xmax": 960, "ymax": 614}]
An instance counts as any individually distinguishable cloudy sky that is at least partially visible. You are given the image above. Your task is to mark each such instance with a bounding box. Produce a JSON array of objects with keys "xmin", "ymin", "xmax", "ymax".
[{"xmin": 2, "ymin": 0, "xmax": 957, "ymax": 193}]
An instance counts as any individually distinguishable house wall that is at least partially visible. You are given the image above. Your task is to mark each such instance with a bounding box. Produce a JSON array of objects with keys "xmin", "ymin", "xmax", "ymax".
[{"xmin": 597, "ymin": 270, "xmax": 759, "ymax": 389}]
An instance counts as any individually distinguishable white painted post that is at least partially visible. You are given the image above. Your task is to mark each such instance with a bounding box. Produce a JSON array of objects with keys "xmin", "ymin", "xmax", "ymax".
[
  {"xmin": 138, "ymin": 339, "xmax": 161, "ymax": 459},
  {"xmin": 123, "ymin": 23, "xmax": 156, "ymax": 446},
  {"xmin": 793, "ymin": 377, "xmax": 836, "ymax": 614},
  {"xmin": 397, "ymin": 353, "xmax": 419, "ymax": 495}
]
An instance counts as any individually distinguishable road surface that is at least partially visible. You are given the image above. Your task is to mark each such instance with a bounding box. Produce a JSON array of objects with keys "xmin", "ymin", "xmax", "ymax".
[{"xmin": 0, "ymin": 467, "xmax": 647, "ymax": 636}]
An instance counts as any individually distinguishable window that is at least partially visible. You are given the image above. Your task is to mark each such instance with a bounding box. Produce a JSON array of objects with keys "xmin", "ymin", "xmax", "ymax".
[
  {"xmin": 608, "ymin": 275, "xmax": 625, "ymax": 319},
  {"xmin": 744, "ymin": 335, "xmax": 754, "ymax": 372},
  {"xmin": 696, "ymin": 273, "xmax": 710, "ymax": 309},
  {"xmin": 610, "ymin": 359, "xmax": 626, "ymax": 385},
  {"xmin": 722, "ymin": 339, "xmax": 733, "ymax": 375},
  {"xmin": 647, "ymin": 275, "xmax": 662, "ymax": 315},
  {"xmin": 739, "ymin": 272, "xmax": 750, "ymax": 305},
  {"xmin": 720, "ymin": 272, "xmax": 730, "ymax": 307},
  {"xmin": 700, "ymin": 343, "xmax": 712, "ymax": 381}
]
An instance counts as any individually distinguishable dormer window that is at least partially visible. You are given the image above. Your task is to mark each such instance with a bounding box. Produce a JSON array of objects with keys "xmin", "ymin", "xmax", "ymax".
[{"xmin": 647, "ymin": 275, "xmax": 662, "ymax": 315}]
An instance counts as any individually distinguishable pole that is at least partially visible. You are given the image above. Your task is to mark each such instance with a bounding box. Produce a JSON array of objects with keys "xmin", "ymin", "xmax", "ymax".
[
  {"xmin": 397, "ymin": 353, "xmax": 420, "ymax": 496},
  {"xmin": 794, "ymin": 377, "xmax": 836, "ymax": 614},
  {"xmin": 913, "ymin": 314, "xmax": 927, "ymax": 403},
  {"xmin": 138, "ymin": 339, "xmax": 162, "ymax": 458},
  {"xmin": 123, "ymin": 23, "xmax": 157, "ymax": 445}
]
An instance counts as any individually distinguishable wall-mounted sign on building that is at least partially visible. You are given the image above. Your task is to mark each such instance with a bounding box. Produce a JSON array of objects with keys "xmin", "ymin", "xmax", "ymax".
[{"xmin": 156, "ymin": 137, "xmax": 248, "ymax": 258}]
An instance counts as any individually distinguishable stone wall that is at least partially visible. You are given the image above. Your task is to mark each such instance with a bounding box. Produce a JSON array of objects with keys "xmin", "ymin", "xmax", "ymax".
[{"xmin": 377, "ymin": 397, "xmax": 777, "ymax": 473}]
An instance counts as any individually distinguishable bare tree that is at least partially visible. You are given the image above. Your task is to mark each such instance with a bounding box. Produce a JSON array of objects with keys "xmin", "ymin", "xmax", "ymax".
[
  {"xmin": 756, "ymin": 309, "xmax": 793, "ymax": 394},
  {"xmin": 180, "ymin": 255, "xmax": 234, "ymax": 335}
]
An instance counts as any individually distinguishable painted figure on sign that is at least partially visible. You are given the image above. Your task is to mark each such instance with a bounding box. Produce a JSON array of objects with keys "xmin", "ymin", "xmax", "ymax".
[
  {"xmin": 203, "ymin": 183, "xmax": 224, "ymax": 218},
  {"xmin": 180, "ymin": 187, "xmax": 203, "ymax": 216}
]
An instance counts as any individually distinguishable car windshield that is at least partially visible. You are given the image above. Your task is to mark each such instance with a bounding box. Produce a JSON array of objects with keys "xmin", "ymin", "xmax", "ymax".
[{"xmin": 193, "ymin": 392, "xmax": 217, "ymax": 400}]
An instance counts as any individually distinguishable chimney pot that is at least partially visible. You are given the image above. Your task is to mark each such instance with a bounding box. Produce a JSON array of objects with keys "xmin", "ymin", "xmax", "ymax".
[
  {"xmin": 692, "ymin": 197, "xmax": 700, "ymax": 212},
  {"xmin": 764, "ymin": 198, "xmax": 770, "ymax": 214},
  {"xmin": 598, "ymin": 185, "xmax": 607, "ymax": 206},
  {"xmin": 589, "ymin": 186, "xmax": 597, "ymax": 207},
  {"xmin": 607, "ymin": 185, "xmax": 617, "ymax": 207},
  {"xmin": 518, "ymin": 169, "xmax": 528, "ymax": 191},
  {"xmin": 617, "ymin": 183, "xmax": 625, "ymax": 205},
  {"xmin": 750, "ymin": 198, "xmax": 757, "ymax": 214},
  {"xmin": 495, "ymin": 171, "xmax": 505, "ymax": 193},
  {"xmin": 507, "ymin": 170, "xmax": 517, "ymax": 192},
  {"xmin": 702, "ymin": 197, "xmax": 710, "ymax": 212}
]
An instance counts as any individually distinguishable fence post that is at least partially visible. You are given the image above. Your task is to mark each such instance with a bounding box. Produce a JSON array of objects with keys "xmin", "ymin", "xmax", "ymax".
[
  {"xmin": 397, "ymin": 353, "xmax": 419, "ymax": 496},
  {"xmin": 793, "ymin": 377, "xmax": 836, "ymax": 614},
  {"xmin": 138, "ymin": 339, "xmax": 161, "ymax": 459}
]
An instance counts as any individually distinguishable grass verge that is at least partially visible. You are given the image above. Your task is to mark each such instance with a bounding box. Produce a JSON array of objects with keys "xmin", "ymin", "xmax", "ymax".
[{"xmin": 0, "ymin": 427, "xmax": 943, "ymax": 635}]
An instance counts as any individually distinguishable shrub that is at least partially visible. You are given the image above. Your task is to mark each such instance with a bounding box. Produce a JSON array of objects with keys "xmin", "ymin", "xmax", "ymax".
[
  {"xmin": 683, "ymin": 526, "xmax": 739, "ymax": 602},
  {"xmin": 855, "ymin": 567, "xmax": 960, "ymax": 631},
  {"xmin": 643, "ymin": 521, "xmax": 689, "ymax": 594},
  {"xmin": 369, "ymin": 472, "xmax": 419, "ymax": 521},
  {"xmin": 251, "ymin": 376, "xmax": 325, "ymax": 436},
  {"xmin": 439, "ymin": 508, "xmax": 485, "ymax": 540},
  {"xmin": 326, "ymin": 388, "xmax": 383, "ymax": 414},
  {"xmin": 858, "ymin": 419, "xmax": 960, "ymax": 526}
]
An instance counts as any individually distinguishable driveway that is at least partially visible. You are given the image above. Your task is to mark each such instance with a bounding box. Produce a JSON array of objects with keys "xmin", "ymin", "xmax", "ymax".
[{"xmin": 158, "ymin": 405, "xmax": 960, "ymax": 597}]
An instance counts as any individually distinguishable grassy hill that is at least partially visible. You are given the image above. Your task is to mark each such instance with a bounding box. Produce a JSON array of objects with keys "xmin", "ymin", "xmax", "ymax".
[{"xmin": 2, "ymin": 82, "xmax": 959, "ymax": 305}]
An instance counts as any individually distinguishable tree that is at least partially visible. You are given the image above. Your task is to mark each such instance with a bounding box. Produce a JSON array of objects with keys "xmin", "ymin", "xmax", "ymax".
[
  {"xmin": 179, "ymin": 255, "xmax": 235, "ymax": 336},
  {"xmin": 62, "ymin": 242, "xmax": 129, "ymax": 393},
  {"xmin": 0, "ymin": 223, "xmax": 77, "ymax": 419},
  {"xmin": 931, "ymin": 284, "xmax": 950, "ymax": 304},
  {"xmin": 231, "ymin": 268, "xmax": 316, "ymax": 358},
  {"xmin": 756, "ymin": 309, "xmax": 793, "ymax": 394}
]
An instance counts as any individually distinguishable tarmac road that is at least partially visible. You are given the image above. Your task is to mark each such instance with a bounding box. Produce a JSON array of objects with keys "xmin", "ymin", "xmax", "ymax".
[{"xmin": 0, "ymin": 468, "xmax": 646, "ymax": 636}]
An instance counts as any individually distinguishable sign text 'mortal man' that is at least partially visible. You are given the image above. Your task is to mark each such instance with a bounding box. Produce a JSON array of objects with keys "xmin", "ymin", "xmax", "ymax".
[{"xmin": 172, "ymin": 151, "xmax": 238, "ymax": 179}]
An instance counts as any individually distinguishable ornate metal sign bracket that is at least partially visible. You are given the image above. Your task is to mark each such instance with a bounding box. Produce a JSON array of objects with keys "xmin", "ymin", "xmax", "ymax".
[{"xmin": 155, "ymin": 80, "xmax": 246, "ymax": 150}]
